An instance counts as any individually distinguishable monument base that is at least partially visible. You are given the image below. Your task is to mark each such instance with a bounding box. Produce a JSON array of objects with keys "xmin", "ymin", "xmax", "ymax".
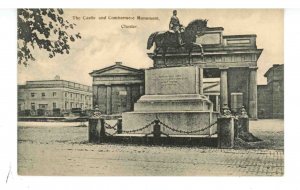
[
  {"xmin": 134, "ymin": 94, "xmax": 212, "ymax": 112},
  {"xmin": 121, "ymin": 65, "xmax": 217, "ymax": 136},
  {"xmin": 122, "ymin": 111, "xmax": 218, "ymax": 135}
]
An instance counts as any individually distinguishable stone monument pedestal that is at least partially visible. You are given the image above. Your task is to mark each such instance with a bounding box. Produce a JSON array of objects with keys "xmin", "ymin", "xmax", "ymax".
[
  {"xmin": 134, "ymin": 94, "xmax": 211, "ymax": 112},
  {"xmin": 122, "ymin": 66, "xmax": 217, "ymax": 135},
  {"xmin": 217, "ymin": 117, "xmax": 235, "ymax": 148}
]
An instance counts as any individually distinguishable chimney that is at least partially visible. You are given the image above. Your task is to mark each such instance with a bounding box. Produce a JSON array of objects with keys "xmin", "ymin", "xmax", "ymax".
[
  {"xmin": 115, "ymin": 61, "xmax": 122, "ymax": 65},
  {"xmin": 54, "ymin": 75, "xmax": 60, "ymax": 80}
]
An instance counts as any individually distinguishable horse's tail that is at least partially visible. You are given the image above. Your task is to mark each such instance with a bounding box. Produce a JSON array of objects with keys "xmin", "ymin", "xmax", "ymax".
[{"xmin": 147, "ymin": 32, "xmax": 159, "ymax": 50}]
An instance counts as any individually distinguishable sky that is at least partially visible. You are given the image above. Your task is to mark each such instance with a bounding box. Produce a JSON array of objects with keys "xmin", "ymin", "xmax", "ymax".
[{"xmin": 17, "ymin": 9, "xmax": 284, "ymax": 86}]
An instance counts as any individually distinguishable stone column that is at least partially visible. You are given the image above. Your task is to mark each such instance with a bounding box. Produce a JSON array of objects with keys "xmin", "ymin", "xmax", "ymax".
[
  {"xmin": 220, "ymin": 67, "xmax": 229, "ymax": 109},
  {"xmin": 106, "ymin": 85, "xmax": 112, "ymax": 115},
  {"xmin": 92, "ymin": 85, "xmax": 98, "ymax": 108},
  {"xmin": 249, "ymin": 67, "xmax": 258, "ymax": 119},
  {"xmin": 126, "ymin": 85, "xmax": 132, "ymax": 111}
]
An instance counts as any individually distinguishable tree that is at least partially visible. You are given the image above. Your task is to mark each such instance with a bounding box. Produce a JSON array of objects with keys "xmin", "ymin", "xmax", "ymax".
[{"xmin": 17, "ymin": 9, "xmax": 81, "ymax": 66}]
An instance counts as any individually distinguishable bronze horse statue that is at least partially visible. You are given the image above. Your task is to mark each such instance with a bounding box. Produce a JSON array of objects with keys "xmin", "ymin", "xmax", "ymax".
[{"xmin": 147, "ymin": 19, "xmax": 208, "ymax": 65}]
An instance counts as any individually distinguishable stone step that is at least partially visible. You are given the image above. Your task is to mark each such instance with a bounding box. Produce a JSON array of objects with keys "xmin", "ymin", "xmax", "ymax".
[{"xmin": 114, "ymin": 133, "xmax": 217, "ymax": 138}]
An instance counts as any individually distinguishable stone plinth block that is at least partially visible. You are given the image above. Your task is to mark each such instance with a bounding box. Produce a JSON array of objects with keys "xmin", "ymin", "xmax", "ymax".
[
  {"xmin": 134, "ymin": 94, "xmax": 212, "ymax": 112},
  {"xmin": 145, "ymin": 66, "xmax": 202, "ymax": 95},
  {"xmin": 88, "ymin": 118, "xmax": 105, "ymax": 143},
  {"xmin": 88, "ymin": 118, "xmax": 101, "ymax": 143},
  {"xmin": 238, "ymin": 117, "xmax": 249, "ymax": 133},
  {"xmin": 217, "ymin": 117, "xmax": 235, "ymax": 148},
  {"xmin": 122, "ymin": 111, "xmax": 218, "ymax": 135}
]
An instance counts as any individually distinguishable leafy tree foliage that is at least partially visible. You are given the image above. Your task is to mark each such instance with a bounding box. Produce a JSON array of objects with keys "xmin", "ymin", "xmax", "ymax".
[{"xmin": 17, "ymin": 9, "xmax": 81, "ymax": 66}]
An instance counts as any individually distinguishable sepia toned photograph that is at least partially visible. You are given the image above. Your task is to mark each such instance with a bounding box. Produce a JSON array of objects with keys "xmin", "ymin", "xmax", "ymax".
[{"xmin": 17, "ymin": 9, "xmax": 284, "ymax": 176}]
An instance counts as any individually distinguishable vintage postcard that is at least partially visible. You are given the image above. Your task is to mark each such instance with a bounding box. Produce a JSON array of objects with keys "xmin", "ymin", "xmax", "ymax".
[{"xmin": 17, "ymin": 9, "xmax": 283, "ymax": 176}]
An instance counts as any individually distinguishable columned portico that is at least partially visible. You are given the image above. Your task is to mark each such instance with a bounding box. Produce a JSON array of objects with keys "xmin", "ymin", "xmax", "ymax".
[
  {"xmin": 126, "ymin": 84, "xmax": 132, "ymax": 110},
  {"xmin": 106, "ymin": 85, "xmax": 112, "ymax": 115},
  {"xmin": 90, "ymin": 62, "xmax": 145, "ymax": 115},
  {"xmin": 249, "ymin": 66, "xmax": 258, "ymax": 119},
  {"xmin": 220, "ymin": 67, "xmax": 228, "ymax": 109}
]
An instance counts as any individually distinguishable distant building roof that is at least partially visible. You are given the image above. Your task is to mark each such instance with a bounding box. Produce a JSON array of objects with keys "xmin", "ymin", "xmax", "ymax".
[
  {"xmin": 23, "ymin": 79, "xmax": 92, "ymax": 92},
  {"xmin": 264, "ymin": 64, "xmax": 284, "ymax": 78}
]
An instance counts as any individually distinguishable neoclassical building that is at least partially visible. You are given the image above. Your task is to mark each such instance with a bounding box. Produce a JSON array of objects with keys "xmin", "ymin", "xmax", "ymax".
[
  {"xmin": 89, "ymin": 62, "xmax": 145, "ymax": 115},
  {"xmin": 18, "ymin": 77, "xmax": 93, "ymax": 114}
]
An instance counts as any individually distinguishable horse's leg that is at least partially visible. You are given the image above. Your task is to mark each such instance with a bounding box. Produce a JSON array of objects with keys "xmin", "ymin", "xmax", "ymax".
[
  {"xmin": 163, "ymin": 48, "xmax": 167, "ymax": 67},
  {"xmin": 154, "ymin": 34, "xmax": 164, "ymax": 55},
  {"xmin": 199, "ymin": 44, "xmax": 204, "ymax": 62},
  {"xmin": 193, "ymin": 42, "xmax": 204, "ymax": 58},
  {"xmin": 187, "ymin": 44, "xmax": 193, "ymax": 66},
  {"xmin": 191, "ymin": 42, "xmax": 204, "ymax": 63}
]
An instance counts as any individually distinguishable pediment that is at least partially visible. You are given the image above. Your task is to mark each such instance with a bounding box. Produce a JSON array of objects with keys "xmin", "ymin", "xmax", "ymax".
[
  {"xmin": 99, "ymin": 68, "xmax": 137, "ymax": 75},
  {"xmin": 90, "ymin": 64, "xmax": 144, "ymax": 77}
]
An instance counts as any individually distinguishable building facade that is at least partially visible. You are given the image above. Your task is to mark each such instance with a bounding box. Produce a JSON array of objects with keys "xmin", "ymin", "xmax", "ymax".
[
  {"xmin": 18, "ymin": 79, "xmax": 93, "ymax": 115},
  {"xmin": 90, "ymin": 62, "xmax": 145, "ymax": 115},
  {"xmin": 258, "ymin": 64, "xmax": 284, "ymax": 119}
]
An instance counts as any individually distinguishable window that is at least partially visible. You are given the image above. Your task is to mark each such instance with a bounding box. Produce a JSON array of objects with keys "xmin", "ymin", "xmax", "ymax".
[
  {"xmin": 31, "ymin": 103, "xmax": 35, "ymax": 110},
  {"xmin": 119, "ymin": 91, "xmax": 127, "ymax": 96},
  {"xmin": 41, "ymin": 92, "xmax": 46, "ymax": 97},
  {"xmin": 53, "ymin": 102, "xmax": 56, "ymax": 109},
  {"xmin": 65, "ymin": 102, "xmax": 68, "ymax": 109},
  {"xmin": 71, "ymin": 93, "xmax": 73, "ymax": 99},
  {"xmin": 65, "ymin": 92, "xmax": 67, "ymax": 97},
  {"xmin": 53, "ymin": 92, "xmax": 57, "ymax": 97},
  {"xmin": 39, "ymin": 104, "xmax": 48, "ymax": 109},
  {"xmin": 31, "ymin": 93, "xmax": 35, "ymax": 98}
]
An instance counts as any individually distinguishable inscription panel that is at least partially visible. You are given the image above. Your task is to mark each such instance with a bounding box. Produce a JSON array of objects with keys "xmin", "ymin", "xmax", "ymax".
[{"xmin": 146, "ymin": 66, "xmax": 198, "ymax": 95}]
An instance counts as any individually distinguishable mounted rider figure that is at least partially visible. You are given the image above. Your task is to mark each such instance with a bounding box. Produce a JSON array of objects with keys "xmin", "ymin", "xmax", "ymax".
[{"xmin": 169, "ymin": 10, "xmax": 184, "ymax": 45}]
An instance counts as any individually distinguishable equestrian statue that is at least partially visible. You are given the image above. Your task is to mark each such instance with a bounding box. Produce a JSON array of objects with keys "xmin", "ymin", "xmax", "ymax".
[{"xmin": 147, "ymin": 10, "xmax": 208, "ymax": 66}]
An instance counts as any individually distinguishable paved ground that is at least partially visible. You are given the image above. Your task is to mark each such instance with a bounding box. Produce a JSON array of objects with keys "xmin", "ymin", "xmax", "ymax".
[{"xmin": 17, "ymin": 119, "xmax": 284, "ymax": 176}]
